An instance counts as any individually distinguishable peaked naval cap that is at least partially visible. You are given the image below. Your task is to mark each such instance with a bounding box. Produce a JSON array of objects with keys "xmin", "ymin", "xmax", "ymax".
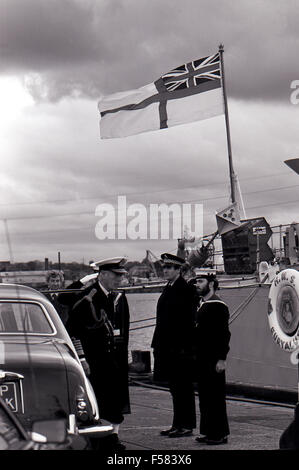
[
  {"xmin": 90, "ymin": 257, "xmax": 128, "ymax": 274},
  {"xmin": 160, "ymin": 253, "xmax": 186, "ymax": 267}
]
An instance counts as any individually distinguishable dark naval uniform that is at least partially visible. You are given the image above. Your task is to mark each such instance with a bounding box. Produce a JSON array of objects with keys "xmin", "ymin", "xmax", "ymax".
[
  {"xmin": 151, "ymin": 275, "xmax": 197, "ymax": 431},
  {"xmin": 44, "ymin": 292, "xmax": 69, "ymax": 325},
  {"xmin": 109, "ymin": 291, "xmax": 131, "ymax": 414},
  {"xmin": 194, "ymin": 294, "xmax": 230, "ymax": 440},
  {"xmin": 59, "ymin": 280, "xmax": 130, "ymax": 424}
]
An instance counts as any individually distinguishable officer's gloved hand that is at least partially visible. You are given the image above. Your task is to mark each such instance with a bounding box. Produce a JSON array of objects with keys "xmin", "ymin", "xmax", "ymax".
[
  {"xmin": 80, "ymin": 358, "xmax": 91, "ymax": 376},
  {"xmin": 80, "ymin": 273, "xmax": 98, "ymax": 285}
]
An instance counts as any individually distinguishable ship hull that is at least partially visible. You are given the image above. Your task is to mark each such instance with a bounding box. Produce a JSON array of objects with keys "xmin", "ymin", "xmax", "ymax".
[
  {"xmin": 127, "ymin": 279, "xmax": 299, "ymax": 399},
  {"xmin": 219, "ymin": 282, "xmax": 298, "ymax": 395}
]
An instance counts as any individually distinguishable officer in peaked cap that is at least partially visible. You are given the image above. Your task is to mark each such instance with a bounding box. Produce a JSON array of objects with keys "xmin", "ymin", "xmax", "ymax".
[
  {"xmin": 192, "ymin": 272, "xmax": 231, "ymax": 445},
  {"xmin": 160, "ymin": 253, "xmax": 186, "ymax": 266},
  {"xmin": 151, "ymin": 252, "xmax": 197, "ymax": 438},
  {"xmin": 90, "ymin": 257, "xmax": 128, "ymax": 274},
  {"xmin": 58, "ymin": 256, "xmax": 130, "ymax": 451}
]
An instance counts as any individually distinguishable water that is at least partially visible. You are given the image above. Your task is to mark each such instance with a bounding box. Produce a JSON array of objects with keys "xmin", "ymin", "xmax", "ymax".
[{"xmin": 127, "ymin": 292, "xmax": 159, "ymax": 362}]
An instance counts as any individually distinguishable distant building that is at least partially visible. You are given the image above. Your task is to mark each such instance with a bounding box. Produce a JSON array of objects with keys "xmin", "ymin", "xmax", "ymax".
[
  {"xmin": 0, "ymin": 270, "xmax": 48, "ymax": 288},
  {"xmin": 0, "ymin": 261, "xmax": 10, "ymax": 271}
]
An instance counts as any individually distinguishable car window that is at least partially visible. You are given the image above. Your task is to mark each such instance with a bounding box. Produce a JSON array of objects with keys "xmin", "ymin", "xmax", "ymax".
[{"xmin": 0, "ymin": 302, "xmax": 53, "ymax": 334}]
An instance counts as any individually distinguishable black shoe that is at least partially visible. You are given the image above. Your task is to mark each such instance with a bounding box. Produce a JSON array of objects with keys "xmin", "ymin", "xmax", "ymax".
[
  {"xmin": 206, "ymin": 437, "xmax": 228, "ymax": 445},
  {"xmin": 115, "ymin": 442, "xmax": 126, "ymax": 451},
  {"xmin": 160, "ymin": 427, "xmax": 177, "ymax": 436},
  {"xmin": 168, "ymin": 428, "xmax": 193, "ymax": 438},
  {"xmin": 105, "ymin": 433, "xmax": 126, "ymax": 451},
  {"xmin": 195, "ymin": 436, "xmax": 207, "ymax": 443}
]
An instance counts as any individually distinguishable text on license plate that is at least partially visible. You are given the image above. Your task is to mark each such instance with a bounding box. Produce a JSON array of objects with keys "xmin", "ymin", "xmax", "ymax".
[{"xmin": 0, "ymin": 382, "xmax": 18, "ymax": 412}]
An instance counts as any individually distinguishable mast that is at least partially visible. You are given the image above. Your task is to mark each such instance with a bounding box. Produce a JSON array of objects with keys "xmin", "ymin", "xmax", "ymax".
[{"xmin": 219, "ymin": 44, "xmax": 236, "ymax": 204}]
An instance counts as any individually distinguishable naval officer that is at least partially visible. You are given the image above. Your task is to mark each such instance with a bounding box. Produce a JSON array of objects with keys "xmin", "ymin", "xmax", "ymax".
[
  {"xmin": 151, "ymin": 253, "xmax": 197, "ymax": 437},
  {"xmin": 58, "ymin": 257, "xmax": 130, "ymax": 450}
]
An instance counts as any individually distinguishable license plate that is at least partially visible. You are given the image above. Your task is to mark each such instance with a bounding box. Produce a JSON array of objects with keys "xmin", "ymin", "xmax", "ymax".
[{"xmin": 0, "ymin": 382, "xmax": 18, "ymax": 412}]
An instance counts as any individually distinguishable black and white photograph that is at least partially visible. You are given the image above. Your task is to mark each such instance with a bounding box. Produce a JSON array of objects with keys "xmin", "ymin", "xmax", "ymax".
[{"xmin": 0, "ymin": 0, "xmax": 299, "ymax": 458}]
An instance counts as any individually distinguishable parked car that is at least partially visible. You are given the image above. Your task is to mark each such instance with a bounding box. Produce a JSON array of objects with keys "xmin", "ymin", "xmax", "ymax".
[
  {"xmin": 0, "ymin": 283, "xmax": 113, "ymax": 446},
  {"xmin": 0, "ymin": 396, "xmax": 88, "ymax": 450}
]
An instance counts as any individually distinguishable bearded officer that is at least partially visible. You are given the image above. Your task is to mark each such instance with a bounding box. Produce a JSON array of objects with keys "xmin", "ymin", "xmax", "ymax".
[
  {"xmin": 151, "ymin": 253, "xmax": 197, "ymax": 438},
  {"xmin": 191, "ymin": 273, "xmax": 230, "ymax": 445},
  {"xmin": 58, "ymin": 257, "xmax": 130, "ymax": 450}
]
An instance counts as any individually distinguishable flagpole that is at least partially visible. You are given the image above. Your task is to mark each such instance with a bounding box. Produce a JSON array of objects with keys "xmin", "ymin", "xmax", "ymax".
[{"xmin": 219, "ymin": 44, "xmax": 236, "ymax": 204}]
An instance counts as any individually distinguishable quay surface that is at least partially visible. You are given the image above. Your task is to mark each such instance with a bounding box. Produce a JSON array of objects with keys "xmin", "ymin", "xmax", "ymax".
[{"xmin": 118, "ymin": 383, "xmax": 295, "ymax": 451}]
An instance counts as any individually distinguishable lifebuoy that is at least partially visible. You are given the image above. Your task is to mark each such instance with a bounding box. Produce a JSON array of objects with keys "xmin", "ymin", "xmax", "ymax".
[{"xmin": 268, "ymin": 269, "xmax": 299, "ymax": 351}]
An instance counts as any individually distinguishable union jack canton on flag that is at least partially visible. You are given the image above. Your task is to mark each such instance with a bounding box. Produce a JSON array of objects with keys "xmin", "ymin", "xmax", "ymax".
[{"xmin": 98, "ymin": 52, "xmax": 224, "ymax": 139}]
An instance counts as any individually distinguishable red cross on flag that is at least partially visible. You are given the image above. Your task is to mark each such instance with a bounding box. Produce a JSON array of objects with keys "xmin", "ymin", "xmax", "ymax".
[{"xmin": 98, "ymin": 52, "xmax": 223, "ymax": 139}]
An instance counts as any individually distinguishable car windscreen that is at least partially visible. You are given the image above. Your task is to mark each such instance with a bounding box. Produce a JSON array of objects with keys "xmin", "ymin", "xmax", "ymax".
[{"xmin": 0, "ymin": 302, "xmax": 53, "ymax": 334}]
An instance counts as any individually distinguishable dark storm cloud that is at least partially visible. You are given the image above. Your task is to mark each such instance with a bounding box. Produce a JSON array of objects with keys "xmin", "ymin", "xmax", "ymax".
[
  {"xmin": 0, "ymin": 0, "xmax": 98, "ymax": 69},
  {"xmin": 1, "ymin": 0, "xmax": 298, "ymax": 102},
  {"xmin": 1, "ymin": 0, "xmax": 299, "ymax": 262}
]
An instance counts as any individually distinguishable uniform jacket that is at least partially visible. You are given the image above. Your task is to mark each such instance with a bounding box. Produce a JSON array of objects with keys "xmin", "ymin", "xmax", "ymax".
[
  {"xmin": 58, "ymin": 280, "xmax": 129, "ymax": 357},
  {"xmin": 44, "ymin": 293, "xmax": 69, "ymax": 325},
  {"xmin": 151, "ymin": 275, "xmax": 196, "ymax": 354},
  {"xmin": 58, "ymin": 280, "xmax": 130, "ymax": 417},
  {"xmin": 64, "ymin": 281, "xmax": 115, "ymax": 360},
  {"xmin": 110, "ymin": 291, "xmax": 130, "ymax": 414},
  {"xmin": 194, "ymin": 293, "xmax": 231, "ymax": 363},
  {"xmin": 151, "ymin": 275, "xmax": 197, "ymax": 381},
  {"xmin": 57, "ymin": 280, "xmax": 86, "ymax": 307}
]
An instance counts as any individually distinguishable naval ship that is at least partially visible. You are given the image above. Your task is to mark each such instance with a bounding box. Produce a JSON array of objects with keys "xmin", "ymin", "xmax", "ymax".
[
  {"xmin": 176, "ymin": 158, "xmax": 299, "ymax": 402},
  {"xmin": 177, "ymin": 216, "xmax": 299, "ymax": 402}
]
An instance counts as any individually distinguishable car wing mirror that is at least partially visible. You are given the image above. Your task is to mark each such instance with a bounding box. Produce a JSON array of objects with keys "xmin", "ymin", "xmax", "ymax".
[{"xmin": 31, "ymin": 419, "xmax": 67, "ymax": 443}]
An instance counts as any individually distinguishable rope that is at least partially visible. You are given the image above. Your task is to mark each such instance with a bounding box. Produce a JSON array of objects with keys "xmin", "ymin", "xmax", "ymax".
[
  {"xmin": 130, "ymin": 323, "xmax": 156, "ymax": 332},
  {"xmin": 42, "ymin": 276, "xmax": 269, "ymax": 330},
  {"xmin": 130, "ymin": 316, "xmax": 156, "ymax": 325},
  {"xmin": 228, "ymin": 288, "xmax": 261, "ymax": 325},
  {"xmin": 228, "ymin": 274, "xmax": 269, "ymax": 325}
]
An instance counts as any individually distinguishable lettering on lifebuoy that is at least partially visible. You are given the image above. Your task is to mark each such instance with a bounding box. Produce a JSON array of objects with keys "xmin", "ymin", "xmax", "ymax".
[{"xmin": 268, "ymin": 269, "xmax": 299, "ymax": 352}]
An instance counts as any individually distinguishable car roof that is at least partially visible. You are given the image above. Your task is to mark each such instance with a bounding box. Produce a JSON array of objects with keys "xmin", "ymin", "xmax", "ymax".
[{"xmin": 0, "ymin": 283, "xmax": 47, "ymax": 302}]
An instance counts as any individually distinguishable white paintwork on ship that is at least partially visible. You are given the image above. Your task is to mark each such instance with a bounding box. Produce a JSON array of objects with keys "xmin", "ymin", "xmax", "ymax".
[
  {"xmin": 219, "ymin": 283, "xmax": 298, "ymax": 393},
  {"xmin": 127, "ymin": 272, "xmax": 298, "ymax": 394}
]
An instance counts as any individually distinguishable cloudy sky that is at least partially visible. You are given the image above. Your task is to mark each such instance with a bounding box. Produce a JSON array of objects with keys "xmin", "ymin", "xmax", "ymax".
[{"xmin": 0, "ymin": 0, "xmax": 299, "ymax": 264}]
